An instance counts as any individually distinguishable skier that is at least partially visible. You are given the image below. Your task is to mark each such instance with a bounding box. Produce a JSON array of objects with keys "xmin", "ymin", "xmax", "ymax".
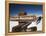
[{"xmin": 37, "ymin": 16, "xmax": 42, "ymax": 24}]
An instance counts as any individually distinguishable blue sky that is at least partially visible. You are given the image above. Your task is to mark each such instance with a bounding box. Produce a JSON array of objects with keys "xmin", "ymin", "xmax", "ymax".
[{"xmin": 9, "ymin": 4, "xmax": 43, "ymax": 16}]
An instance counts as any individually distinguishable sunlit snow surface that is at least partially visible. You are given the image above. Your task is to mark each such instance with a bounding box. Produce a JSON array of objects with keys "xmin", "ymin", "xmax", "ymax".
[
  {"xmin": 10, "ymin": 19, "xmax": 42, "ymax": 32},
  {"xmin": 27, "ymin": 19, "xmax": 42, "ymax": 31},
  {"xmin": 10, "ymin": 21, "xmax": 19, "ymax": 32},
  {"xmin": 10, "ymin": 15, "xmax": 42, "ymax": 32}
]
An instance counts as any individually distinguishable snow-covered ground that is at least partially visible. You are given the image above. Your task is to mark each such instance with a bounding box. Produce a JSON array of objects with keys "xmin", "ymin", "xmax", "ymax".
[
  {"xmin": 10, "ymin": 21, "xmax": 19, "ymax": 32},
  {"xmin": 37, "ymin": 19, "xmax": 42, "ymax": 31},
  {"xmin": 27, "ymin": 19, "xmax": 42, "ymax": 31},
  {"xmin": 10, "ymin": 19, "xmax": 42, "ymax": 32}
]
